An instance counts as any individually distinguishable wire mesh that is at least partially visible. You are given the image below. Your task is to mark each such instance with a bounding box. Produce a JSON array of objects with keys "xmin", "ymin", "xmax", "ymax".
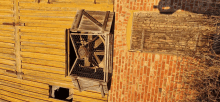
[{"xmin": 69, "ymin": 34, "xmax": 105, "ymax": 80}]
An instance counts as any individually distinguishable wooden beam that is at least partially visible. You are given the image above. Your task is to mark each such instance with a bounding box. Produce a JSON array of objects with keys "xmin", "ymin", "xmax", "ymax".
[
  {"xmin": 82, "ymin": 10, "xmax": 103, "ymax": 29},
  {"xmin": 14, "ymin": 0, "xmax": 22, "ymax": 79},
  {"xmin": 102, "ymin": 11, "xmax": 110, "ymax": 31},
  {"xmin": 65, "ymin": 29, "xmax": 70, "ymax": 77},
  {"xmin": 71, "ymin": 9, "xmax": 84, "ymax": 32},
  {"xmin": 94, "ymin": 38, "xmax": 103, "ymax": 48}
]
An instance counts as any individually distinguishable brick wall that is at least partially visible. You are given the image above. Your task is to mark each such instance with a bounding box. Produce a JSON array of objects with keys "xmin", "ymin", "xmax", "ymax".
[{"xmin": 107, "ymin": 0, "xmax": 209, "ymax": 101}]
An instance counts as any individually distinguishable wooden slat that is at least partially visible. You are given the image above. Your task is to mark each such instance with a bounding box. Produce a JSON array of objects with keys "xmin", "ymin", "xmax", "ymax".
[
  {"xmin": 0, "ymin": 47, "xmax": 14, "ymax": 54},
  {"xmin": 22, "ymin": 62, "xmax": 65, "ymax": 74},
  {"xmin": 19, "ymin": 10, "xmax": 76, "ymax": 17},
  {"xmin": 47, "ymin": 0, "xmax": 94, "ymax": 3},
  {"xmin": 20, "ymin": 18, "xmax": 73, "ymax": 25},
  {"xmin": 21, "ymin": 51, "xmax": 65, "ymax": 62},
  {"xmin": 0, "ymin": 53, "xmax": 15, "ymax": 61},
  {"xmin": 73, "ymin": 89, "xmax": 108, "ymax": 100},
  {"xmin": 0, "ymin": 68, "xmax": 18, "ymax": 78},
  {"xmin": 21, "ymin": 45, "xmax": 65, "ymax": 56},
  {"xmin": 0, "ymin": 84, "xmax": 48, "ymax": 99},
  {"xmin": 0, "ymin": 93, "xmax": 25, "ymax": 102},
  {"xmin": 0, "ymin": 64, "xmax": 16, "ymax": 70},
  {"xmin": 0, "ymin": 74, "xmax": 49, "ymax": 89},
  {"xmin": 73, "ymin": 95, "xmax": 107, "ymax": 102},
  {"xmin": 0, "ymin": 30, "xmax": 14, "ymax": 37},
  {"xmin": 21, "ymin": 34, "xmax": 64, "ymax": 43},
  {"xmin": 94, "ymin": 38, "xmax": 103, "ymax": 48},
  {"xmin": 21, "ymin": 40, "xmax": 65, "ymax": 49},
  {"xmin": 20, "ymin": 16, "xmax": 74, "ymax": 21},
  {"xmin": 0, "ymin": 58, "xmax": 15, "ymax": 66},
  {"xmin": 0, "ymin": 1, "xmax": 13, "ymax": 5},
  {"xmin": 0, "ymin": 87, "xmax": 50, "ymax": 102},
  {"xmin": 0, "ymin": 79, "xmax": 49, "ymax": 96},
  {"xmin": 22, "ymin": 22, "xmax": 72, "ymax": 28},
  {"xmin": 23, "ymin": 75, "xmax": 76, "ymax": 89},
  {"xmin": 18, "ymin": 0, "xmax": 36, "ymax": 2},
  {"xmin": 20, "ymin": 32, "xmax": 64, "ymax": 38},
  {"xmin": 0, "ymin": 36, "xmax": 15, "ymax": 43},
  {"xmin": 19, "ymin": 3, "xmax": 113, "ymax": 12},
  {"xmin": 0, "ymin": 25, "xmax": 15, "ymax": 32},
  {"xmin": 22, "ymin": 68, "xmax": 71, "ymax": 81},
  {"xmin": 19, "ymin": 26, "xmax": 65, "ymax": 34}
]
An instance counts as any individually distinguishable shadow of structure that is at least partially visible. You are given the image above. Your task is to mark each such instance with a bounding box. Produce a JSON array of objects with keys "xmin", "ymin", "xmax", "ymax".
[{"xmin": 154, "ymin": 0, "xmax": 220, "ymax": 16}]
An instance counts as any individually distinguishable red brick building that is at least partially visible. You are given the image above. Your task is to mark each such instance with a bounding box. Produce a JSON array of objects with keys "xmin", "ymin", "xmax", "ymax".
[{"xmin": 108, "ymin": 0, "xmax": 219, "ymax": 101}]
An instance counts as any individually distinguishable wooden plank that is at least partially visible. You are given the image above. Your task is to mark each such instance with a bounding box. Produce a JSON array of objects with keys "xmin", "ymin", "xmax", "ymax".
[
  {"xmin": 19, "ymin": 19, "xmax": 73, "ymax": 27},
  {"xmin": 0, "ymin": 93, "xmax": 25, "ymax": 102},
  {"xmin": 0, "ymin": 53, "xmax": 15, "ymax": 61},
  {"xmin": 0, "ymin": 88, "xmax": 50, "ymax": 102},
  {"xmin": 0, "ymin": 79, "xmax": 49, "ymax": 96},
  {"xmin": 46, "ymin": 0, "xmax": 94, "ymax": 3},
  {"xmin": 0, "ymin": 1, "xmax": 13, "ymax": 5},
  {"xmin": 19, "ymin": 26, "xmax": 66, "ymax": 34},
  {"xmin": 0, "ymin": 68, "xmax": 18, "ymax": 78},
  {"xmin": 20, "ymin": 16, "xmax": 74, "ymax": 21},
  {"xmin": 22, "ymin": 22, "xmax": 72, "ymax": 28},
  {"xmin": 22, "ymin": 68, "xmax": 72, "ymax": 82},
  {"xmin": 22, "ymin": 62, "xmax": 65, "ymax": 74},
  {"xmin": 73, "ymin": 89, "xmax": 108, "ymax": 100},
  {"xmin": 21, "ymin": 40, "xmax": 65, "ymax": 50},
  {"xmin": 94, "ymin": 38, "xmax": 103, "ymax": 48},
  {"xmin": 102, "ymin": 11, "xmax": 110, "ymax": 31},
  {"xmin": 21, "ymin": 51, "xmax": 65, "ymax": 62},
  {"xmin": 73, "ymin": 95, "xmax": 107, "ymax": 102},
  {"xmin": 0, "ymin": 30, "xmax": 14, "ymax": 37},
  {"xmin": 0, "ymin": 74, "xmax": 49, "ymax": 89},
  {"xmin": 0, "ymin": 36, "xmax": 15, "ymax": 43},
  {"xmin": 21, "ymin": 45, "xmax": 65, "ymax": 56},
  {"xmin": 23, "ymin": 75, "xmax": 76, "ymax": 89},
  {"xmin": 0, "ymin": 18, "xmax": 14, "ymax": 25},
  {"xmin": 20, "ymin": 32, "xmax": 65, "ymax": 38},
  {"xmin": 0, "ymin": 25, "xmax": 15, "ymax": 32},
  {"xmin": 0, "ymin": 64, "xmax": 16, "ymax": 70},
  {"xmin": 19, "ymin": 10, "xmax": 76, "ymax": 17},
  {"xmin": 0, "ymin": 47, "xmax": 14, "ymax": 54},
  {"xmin": 21, "ymin": 34, "xmax": 64, "ymax": 43},
  {"xmin": 71, "ymin": 9, "xmax": 83, "ymax": 31},
  {"xmin": 66, "ymin": 29, "xmax": 70, "ymax": 77},
  {"xmin": 0, "ymin": 58, "xmax": 15, "ymax": 66},
  {"xmin": 0, "ymin": 84, "xmax": 48, "ymax": 99},
  {"xmin": 19, "ymin": 3, "xmax": 113, "ymax": 12},
  {"xmin": 18, "ymin": 0, "xmax": 36, "ymax": 2},
  {"xmin": 0, "ymin": 98, "xmax": 8, "ymax": 102}
]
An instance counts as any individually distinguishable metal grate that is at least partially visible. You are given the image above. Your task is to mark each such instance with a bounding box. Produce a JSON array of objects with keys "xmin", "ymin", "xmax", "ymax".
[{"xmin": 69, "ymin": 34, "xmax": 105, "ymax": 80}]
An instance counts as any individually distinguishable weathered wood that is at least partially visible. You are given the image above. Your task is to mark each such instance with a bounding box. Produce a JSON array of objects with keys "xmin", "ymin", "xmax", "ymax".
[
  {"xmin": 71, "ymin": 9, "xmax": 84, "ymax": 31},
  {"xmin": 94, "ymin": 38, "xmax": 103, "ymax": 48},
  {"xmin": 82, "ymin": 10, "xmax": 103, "ymax": 28},
  {"xmin": 66, "ymin": 29, "xmax": 70, "ymax": 77},
  {"xmin": 102, "ymin": 11, "xmax": 110, "ymax": 31},
  {"xmin": 130, "ymin": 12, "xmax": 217, "ymax": 55}
]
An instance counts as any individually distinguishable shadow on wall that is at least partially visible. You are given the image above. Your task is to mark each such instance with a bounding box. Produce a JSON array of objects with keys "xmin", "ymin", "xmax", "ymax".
[{"xmin": 154, "ymin": 0, "xmax": 220, "ymax": 16}]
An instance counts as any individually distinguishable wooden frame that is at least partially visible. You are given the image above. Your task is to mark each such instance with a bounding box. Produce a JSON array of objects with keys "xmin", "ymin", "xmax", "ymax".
[{"xmin": 65, "ymin": 9, "xmax": 114, "ymax": 97}]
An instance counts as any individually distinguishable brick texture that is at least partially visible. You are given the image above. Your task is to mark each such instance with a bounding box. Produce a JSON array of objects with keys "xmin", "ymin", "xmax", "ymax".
[{"xmin": 107, "ymin": 0, "xmax": 217, "ymax": 101}]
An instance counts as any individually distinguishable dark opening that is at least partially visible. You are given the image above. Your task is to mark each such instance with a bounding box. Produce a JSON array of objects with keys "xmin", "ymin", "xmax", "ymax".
[
  {"xmin": 55, "ymin": 88, "xmax": 69, "ymax": 100},
  {"xmin": 69, "ymin": 38, "xmax": 77, "ymax": 71},
  {"xmin": 49, "ymin": 85, "xmax": 73, "ymax": 102}
]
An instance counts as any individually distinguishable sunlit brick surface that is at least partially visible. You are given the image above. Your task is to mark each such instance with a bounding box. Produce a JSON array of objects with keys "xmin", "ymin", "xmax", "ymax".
[{"xmin": 105, "ymin": 0, "xmax": 216, "ymax": 101}]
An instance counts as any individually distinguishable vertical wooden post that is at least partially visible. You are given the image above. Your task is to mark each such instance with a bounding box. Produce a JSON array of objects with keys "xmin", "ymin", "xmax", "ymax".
[
  {"xmin": 14, "ymin": 0, "xmax": 22, "ymax": 79},
  {"xmin": 141, "ymin": 30, "xmax": 145, "ymax": 51},
  {"xmin": 65, "ymin": 29, "xmax": 70, "ymax": 77}
]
